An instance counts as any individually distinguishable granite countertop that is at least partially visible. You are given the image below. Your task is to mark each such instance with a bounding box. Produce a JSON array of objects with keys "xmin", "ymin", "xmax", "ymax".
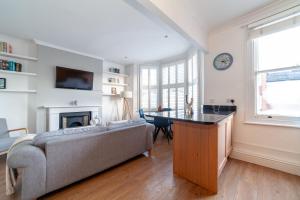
[{"xmin": 144, "ymin": 105, "xmax": 236, "ymax": 125}]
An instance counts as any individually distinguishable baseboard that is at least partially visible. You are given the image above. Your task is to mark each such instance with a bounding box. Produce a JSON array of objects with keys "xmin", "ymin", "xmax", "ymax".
[{"xmin": 230, "ymin": 143, "xmax": 300, "ymax": 176}]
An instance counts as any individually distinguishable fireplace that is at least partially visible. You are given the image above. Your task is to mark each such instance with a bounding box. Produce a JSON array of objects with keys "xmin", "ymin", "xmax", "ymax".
[{"xmin": 59, "ymin": 111, "xmax": 91, "ymax": 129}]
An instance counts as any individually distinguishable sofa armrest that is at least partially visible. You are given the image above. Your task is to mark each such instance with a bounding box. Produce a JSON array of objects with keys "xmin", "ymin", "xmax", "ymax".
[{"xmin": 7, "ymin": 144, "xmax": 46, "ymax": 200}]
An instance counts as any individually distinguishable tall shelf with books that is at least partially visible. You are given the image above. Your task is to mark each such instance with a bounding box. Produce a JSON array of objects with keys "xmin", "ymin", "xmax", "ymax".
[{"xmin": 0, "ymin": 41, "xmax": 38, "ymax": 93}]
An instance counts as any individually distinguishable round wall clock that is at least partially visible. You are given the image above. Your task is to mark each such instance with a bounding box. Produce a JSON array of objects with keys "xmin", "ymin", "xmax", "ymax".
[{"xmin": 213, "ymin": 53, "xmax": 233, "ymax": 70}]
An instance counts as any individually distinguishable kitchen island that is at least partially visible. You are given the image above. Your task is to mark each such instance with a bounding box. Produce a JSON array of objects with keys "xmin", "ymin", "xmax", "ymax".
[{"xmin": 145, "ymin": 105, "xmax": 236, "ymax": 194}]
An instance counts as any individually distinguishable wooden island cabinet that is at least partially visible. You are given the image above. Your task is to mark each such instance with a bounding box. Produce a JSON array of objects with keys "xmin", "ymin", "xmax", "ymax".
[{"xmin": 173, "ymin": 114, "xmax": 234, "ymax": 194}]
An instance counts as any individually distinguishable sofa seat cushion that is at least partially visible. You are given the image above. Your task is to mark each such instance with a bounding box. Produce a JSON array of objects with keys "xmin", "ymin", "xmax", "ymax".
[
  {"xmin": 33, "ymin": 126, "xmax": 108, "ymax": 149},
  {"xmin": 0, "ymin": 137, "xmax": 16, "ymax": 152}
]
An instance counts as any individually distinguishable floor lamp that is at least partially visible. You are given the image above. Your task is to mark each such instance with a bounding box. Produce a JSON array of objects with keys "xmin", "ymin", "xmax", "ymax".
[{"xmin": 121, "ymin": 91, "xmax": 133, "ymax": 120}]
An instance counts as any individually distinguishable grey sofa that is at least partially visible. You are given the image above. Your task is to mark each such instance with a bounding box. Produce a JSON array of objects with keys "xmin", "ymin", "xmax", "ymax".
[{"xmin": 7, "ymin": 120, "xmax": 154, "ymax": 200}]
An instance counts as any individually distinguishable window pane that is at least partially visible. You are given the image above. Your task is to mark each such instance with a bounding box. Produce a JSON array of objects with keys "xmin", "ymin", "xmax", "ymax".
[
  {"xmin": 141, "ymin": 89, "xmax": 148, "ymax": 109},
  {"xmin": 257, "ymin": 26, "xmax": 300, "ymax": 71},
  {"xmin": 188, "ymin": 59, "xmax": 193, "ymax": 84},
  {"xmin": 169, "ymin": 65, "xmax": 176, "ymax": 84},
  {"xmin": 149, "ymin": 69, "xmax": 157, "ymax": 86},
  {"xmin": 169, "ymin": 88, "xmax": 176, "ymax": 109},
  {"xmin": 150, "ymin": 89, "xmax": 157, "ymax": 109},
  {"xmin": 256, "ymin": 69, "xmax": 300, "ymax": 117},
  {"xmin": 162, "ymin": 67, "xmax": 168, "ymax": 85},
  {"xmin": 193, "ymin": 83, "xmax": 198, "ymax": 111},
  {"xmin": 177, "ymin": 87, "xmax": 185, "ymax": 109},
  {"xmin": 141, "ymin": 69, "xmax": 148, "ymax": 86},
  {"xmin": 192, "ymin": 55, "xmax": 198, "ymax": 81},
  {"xmin": 177, "ymin": 63, "xmax": 185, "ymax": 83},
  {"xmin": 162, "ymin": 88, "xmax": 168, "ymax": 108}
]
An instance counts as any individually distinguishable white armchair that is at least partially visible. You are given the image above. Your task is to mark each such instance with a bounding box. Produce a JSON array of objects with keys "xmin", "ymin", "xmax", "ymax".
[{"xmin": 0, "ymin": 118, "xmax": 28, "ymax": 155}]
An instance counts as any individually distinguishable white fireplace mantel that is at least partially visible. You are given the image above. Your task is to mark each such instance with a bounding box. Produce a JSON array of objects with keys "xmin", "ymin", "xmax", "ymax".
[{"xmin": 42, "ymin": 105, "xmax": 102, "ymax": 131}]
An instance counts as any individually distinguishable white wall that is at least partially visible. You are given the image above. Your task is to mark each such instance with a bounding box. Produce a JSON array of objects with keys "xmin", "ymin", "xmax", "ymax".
[
  {"xmin": 205, "ymin": 2, "xmax": 300, "ymax": 175},
  {"xmin": 34, "ymin": 45, "xmax": 103, "ymax": 132}
]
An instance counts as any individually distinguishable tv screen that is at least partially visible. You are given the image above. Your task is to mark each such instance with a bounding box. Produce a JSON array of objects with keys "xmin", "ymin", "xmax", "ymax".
[{"xmin": 55, "ymin": 66, "xmax": 94, "ymax": 90}]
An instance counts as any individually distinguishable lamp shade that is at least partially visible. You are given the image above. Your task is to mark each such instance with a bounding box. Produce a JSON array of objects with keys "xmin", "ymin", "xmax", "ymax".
[{"xmin": 120, "ymin": 91, "xmax": 133, "ymax": 98}]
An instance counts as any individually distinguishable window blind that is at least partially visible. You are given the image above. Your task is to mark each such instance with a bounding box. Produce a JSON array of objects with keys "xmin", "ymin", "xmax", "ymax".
[{"xmin": 248, "ymin": 10, "xmax": 300, "ymax": 39}]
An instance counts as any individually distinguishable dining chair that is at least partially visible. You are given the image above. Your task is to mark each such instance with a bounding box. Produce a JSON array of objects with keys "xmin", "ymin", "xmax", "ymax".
[
  {"xmin": 138, "ymin": 109, "xmax": 154, "ymax": 124},
  {"xmin": 161, "ymin": 108, "xmax": 174, "ymax": 136},
  {"xmin": 153, "ymin": 116, "xmax": 172, "ymax": 144},
  {"xmin": 0, "ymin": 118, "xmax": 28, "ymax": 155}
]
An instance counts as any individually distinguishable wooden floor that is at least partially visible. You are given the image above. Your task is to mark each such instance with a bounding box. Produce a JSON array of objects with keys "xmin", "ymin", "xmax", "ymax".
[{"xmin": 1, "ymin": 135, "xmax": 300, "ymax": 200}]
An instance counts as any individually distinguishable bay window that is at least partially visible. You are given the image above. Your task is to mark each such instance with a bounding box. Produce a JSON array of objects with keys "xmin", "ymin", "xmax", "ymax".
[
  {"xmin": 161, "ymin": 61, "xmax": 185, "ymax": 110},
  {"xmin": 140, "ymin": 66, "xmax": 158, "ymax": 111}
]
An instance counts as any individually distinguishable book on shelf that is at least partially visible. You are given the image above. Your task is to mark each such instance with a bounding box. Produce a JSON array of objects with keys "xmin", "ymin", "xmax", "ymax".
[{"xmin": 0, "ymin": 59, "xmax": 22, "ymax": 72}]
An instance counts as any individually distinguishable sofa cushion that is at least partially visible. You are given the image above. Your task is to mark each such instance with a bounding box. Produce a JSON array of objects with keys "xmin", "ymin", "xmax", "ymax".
[{"xmin": 33, "ymin": 126, "xmax": 108, "ymax": 149}]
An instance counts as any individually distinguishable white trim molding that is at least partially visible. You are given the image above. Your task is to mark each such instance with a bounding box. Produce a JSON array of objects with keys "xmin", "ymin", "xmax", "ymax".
[{"xmin": 230, "ymin": 142, "xmax": 300, "ymax": 176}]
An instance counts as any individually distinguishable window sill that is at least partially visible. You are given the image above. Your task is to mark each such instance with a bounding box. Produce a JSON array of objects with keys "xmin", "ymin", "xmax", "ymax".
[{"xmin": 244, "ymin": 119, "xmax": 300, "ymax": 129}]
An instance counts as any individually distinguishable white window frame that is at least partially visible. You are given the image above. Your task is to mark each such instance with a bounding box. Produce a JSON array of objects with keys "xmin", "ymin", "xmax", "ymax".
[
  {"xmin": 245, "ymin": 30, "xmax": 300, "ymax": 128},
  {"xmin": 139, "ymin": 65, "xmax": 159, "ymax": 111},
  {"xmin": 161, "ymin": 60, "xmax": 186, "ymax": 110}
]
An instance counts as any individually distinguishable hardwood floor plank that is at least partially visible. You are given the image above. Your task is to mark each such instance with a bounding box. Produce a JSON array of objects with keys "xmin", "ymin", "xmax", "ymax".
[{"xmin": 0, "ymin": 135, "xmax": 299, "ymax": 200}]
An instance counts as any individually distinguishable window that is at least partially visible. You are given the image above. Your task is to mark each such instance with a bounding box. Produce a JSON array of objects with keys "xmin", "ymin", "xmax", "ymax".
[
  {"xmin": 140, "ymin": 66, "xmax": 158, "ymax": 111},
  {"xmin": 188, "ymin": 54, "xmax": 199, "ymax": 111},
  {"xmin": 248, "ymin": 13, "xmax": 300, "ymax": 125},
  {"xmin": 161, "ymin": 61, "xmax": 185, "ymax": 110}
]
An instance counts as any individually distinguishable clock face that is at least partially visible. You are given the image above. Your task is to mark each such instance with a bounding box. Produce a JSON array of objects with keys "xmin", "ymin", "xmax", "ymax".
[{"xmin": 213, "ymin": 53, "xmax": 233, "ymax": 70}]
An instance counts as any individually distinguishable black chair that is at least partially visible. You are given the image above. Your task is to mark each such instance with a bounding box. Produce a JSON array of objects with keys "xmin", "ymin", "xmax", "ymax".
[
  {"xmin": 138, "ymin": 109, "xmax": 154, "ymax": 124},
  {"xmin": 161, "ymin": 108, "xmax": 174, "ymax": 136},
  {"xmin": 153, "ymin": 116, "xmax": 173, "ymax": 144}
]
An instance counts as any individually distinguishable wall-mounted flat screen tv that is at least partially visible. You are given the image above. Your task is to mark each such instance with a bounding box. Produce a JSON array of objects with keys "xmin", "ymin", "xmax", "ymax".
[{"xmin": 55, "ymin": 66, "xmax": 94, "ymax": 90}]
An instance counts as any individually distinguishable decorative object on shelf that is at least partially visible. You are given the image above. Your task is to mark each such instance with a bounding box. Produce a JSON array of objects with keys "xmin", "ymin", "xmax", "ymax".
[
  {"xmin": 213, "ymin": 53, "xmax": 233, "ymax": 71},
  {"xmin": 0, "ymin": 78, "xmax": 6, "ymax": 89},
  {"xmin": 70, "ymin": 100, "xmax": 78, "ymax": 106},
  {"xmin": 109, "ymin": 67, "xmax": 120, "ymax": 74},
  {"xmin": 90, "ymin": 115, "xmax": 102, "ymax": 126},
  {"xmin": 121, "ymin": 91, "xmax": 133, "ymax": 120},
  {"xmin": 111, "ymin": 87, "xmax": 117, "ymax": 95},
  {"xmin": 185, "ymin": 95, "xmax": 193, "ymax": 116}
]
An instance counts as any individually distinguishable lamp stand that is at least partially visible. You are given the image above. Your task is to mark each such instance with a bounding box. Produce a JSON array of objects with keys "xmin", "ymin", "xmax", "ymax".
[{"xmin": 122, "ymin": 97, "xmax": 132, "ymax": 120}]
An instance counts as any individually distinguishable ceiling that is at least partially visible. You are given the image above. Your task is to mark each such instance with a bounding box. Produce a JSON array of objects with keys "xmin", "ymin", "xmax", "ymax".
[
  {"xmin": 0, "ymin": 0, "xmax": 190, "ymax": 65},
  {"xmin": 179, "ymin": 0, "xmax": 275, "ymax": 31},
  {"xmin": 0, "ymin": 0, "xmax": 275, "ymax": 65}
]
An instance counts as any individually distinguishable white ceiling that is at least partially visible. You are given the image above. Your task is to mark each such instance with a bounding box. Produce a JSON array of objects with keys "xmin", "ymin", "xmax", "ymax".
[
  {"xmin": 180, "ymin": 0, "xmax": 275, "ymax": 31},
  {"xmin": 0, "ymin": 0, "xmax": 275, "ymax": 65},
  {"xmin": 0, "ymin": 0, "xmax": 190, "ymax": 65}
]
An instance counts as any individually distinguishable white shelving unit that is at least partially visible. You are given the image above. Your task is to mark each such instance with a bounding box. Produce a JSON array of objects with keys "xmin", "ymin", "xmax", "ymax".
[
  {"xmin": 0, "ymin": 52, "xmax": 38, "ymax": 61},
  {"xmin": 102, "ymin": 93, "xmax": 121, "ymax": 97},
  {"xmin": 103, "ymin": 72, "xmax": 128, "ymax": 78},
  {"xmin": 102, "ymin": 82, "xmax": 128, "ymax": 86},
  {"xmin": 0, "ymin": 89, "xmax": 37, "ymax": 93},
  {"xmin": 0, "ymin": 51, "xmax": 38, "ymax": 94},
  {"xmin": 0, "ymin": 70, "xmax": 37, "ymax": 76}
]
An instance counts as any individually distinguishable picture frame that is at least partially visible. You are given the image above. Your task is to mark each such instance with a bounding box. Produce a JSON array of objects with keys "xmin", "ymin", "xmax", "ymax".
[{"xmin": 0, "ymin": 78, "xmax": 6, "ymax": 89}]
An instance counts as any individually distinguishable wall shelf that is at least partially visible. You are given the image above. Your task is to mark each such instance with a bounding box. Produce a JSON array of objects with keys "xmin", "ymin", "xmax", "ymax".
[
  {"xmin": 0, "ymin": 89, "xmax": 37, "ymax": 93},
  {"xmin": 103, "ymin": 82, "xmax": 128, "ymax": 86},
  {"xmin": 102, "ymin": 93, "xmax": 121, "ymax": 97},
  {"xmin": 0, "ymin": 52, "xmax": 38, "ymax": 61},
  {"xmin": 0, "ymin": 70, "xmax": 37, "ymax": 76},
  {"xmin": 103, "ymin": 72, "xmax": 128, "ymax": 78}
]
